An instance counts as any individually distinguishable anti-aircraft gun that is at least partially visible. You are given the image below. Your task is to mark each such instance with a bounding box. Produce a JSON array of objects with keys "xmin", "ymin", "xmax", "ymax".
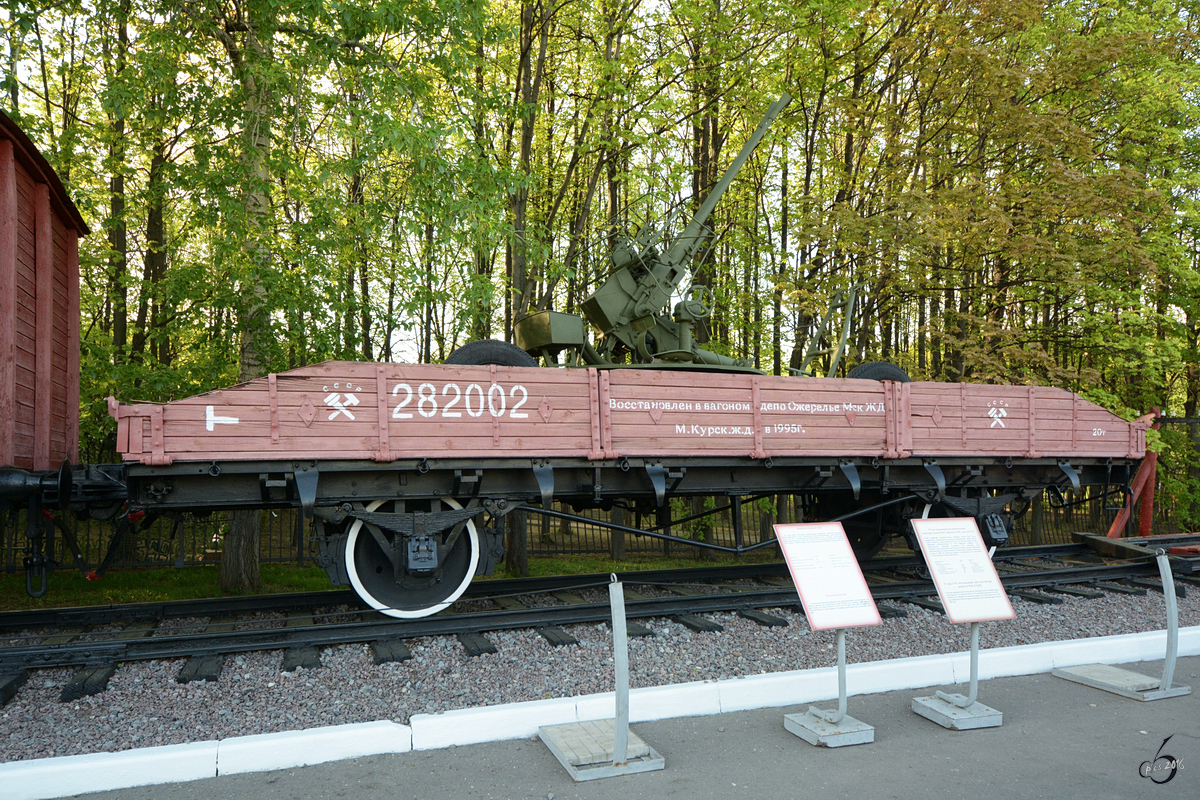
[{"xmin": 514, "ymin": 94, "xmax": 792, "ymax": 372}]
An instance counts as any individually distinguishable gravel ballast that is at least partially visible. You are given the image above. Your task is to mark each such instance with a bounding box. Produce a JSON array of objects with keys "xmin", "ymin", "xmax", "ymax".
[{"xmin": 2, "ymin": 588, "xmax": 1197, "ymax": 763}]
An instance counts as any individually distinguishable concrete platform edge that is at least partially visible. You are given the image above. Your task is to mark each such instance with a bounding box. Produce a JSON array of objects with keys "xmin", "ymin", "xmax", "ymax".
[{"xmin": 4, "ymin": 625, "xmax": 1197, "ymax": 800}]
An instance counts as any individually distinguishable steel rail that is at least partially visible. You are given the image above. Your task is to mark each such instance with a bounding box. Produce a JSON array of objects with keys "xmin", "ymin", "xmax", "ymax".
[
  {"xmin": 0, "ymin": 562, "xmax": 795, "ymax": 632},
  {"xmin": 0, "ymin": 590, "xmax": 359, "ymax": 631},
  {"xmin": 0, "ymin": 554, "xmax": 1177, "ymax": 672},
  {"xmin": 0, "ymin": 543, "xmax": 1094, "ymax": 632}
]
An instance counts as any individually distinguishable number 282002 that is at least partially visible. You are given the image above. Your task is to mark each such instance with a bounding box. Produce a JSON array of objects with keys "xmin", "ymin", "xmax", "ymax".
[{"xmin": 392, "ymin": 382, "xmax": 529, "ymax": 420}]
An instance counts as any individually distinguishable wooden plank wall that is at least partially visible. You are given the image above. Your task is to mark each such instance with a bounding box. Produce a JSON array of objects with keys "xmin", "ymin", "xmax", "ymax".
[
  {"xmin": 0, "ymin": 126, "xmax": 83, "ymax": 469},
  {"xmin": 0, "ymin": 139, "xmax": 15, "ymax": 468},
  {"xmin": 110, "ymin": 363, "xmax": 1149, "ymax": 466}
]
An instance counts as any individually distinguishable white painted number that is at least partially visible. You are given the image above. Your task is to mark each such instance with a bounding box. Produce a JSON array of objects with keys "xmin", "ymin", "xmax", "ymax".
[
  {"xmin": 1093, "ymin": 428, "xmax": 1106, "ymax": 437},
  {"xmin": 509, "ymin": 385, "xmax": 529, "ymax": 418},
  {"xmin": 441, "ymin": 384, "xmax": 462, "ymax": 417},
  {"xmin": 391, "ymin": 384, "xmax": 413, "ymax": 418},
  {"xmin": 390, "ymin": 381, "xmax": 531, "ymax": 421},
  {"xmin": 417, "ymin": 383, "xmax": 438, "ymax": 417},
  {"xmin": 488, "ymin": 384, "xmax": 506, "ymax": 417},
  {"xmin": 465, "ymin": 384, "xmax": 484, "ymax": 417}
]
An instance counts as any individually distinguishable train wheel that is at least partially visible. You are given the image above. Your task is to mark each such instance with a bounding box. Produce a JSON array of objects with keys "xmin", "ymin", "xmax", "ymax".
[
  {"xmin": 344, "ymin": 498, "xmax": 480, "ymax": 619},
  {"xmin": 841, "ymin": 512, "xmax": 888, "ymax": 560},
  {"xmin": 813, "ymin": 490, "xmax": 896, "ymax": 559}
]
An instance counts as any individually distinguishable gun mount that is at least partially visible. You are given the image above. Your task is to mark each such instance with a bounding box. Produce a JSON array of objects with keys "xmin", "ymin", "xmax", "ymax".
[{"xmin": 515, "ymin": 94, "xmax": 792, "ymax": 372}]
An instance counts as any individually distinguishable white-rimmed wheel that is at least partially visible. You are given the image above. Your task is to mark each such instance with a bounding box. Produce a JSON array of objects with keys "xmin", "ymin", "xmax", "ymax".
[{"xmin": 344, "ymin": 498, "xmax": 479, "ymax": 619}]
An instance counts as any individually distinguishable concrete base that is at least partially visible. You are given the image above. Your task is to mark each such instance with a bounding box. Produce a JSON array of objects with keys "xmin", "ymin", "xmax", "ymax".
[
  {"xmin": 538, "ymin": 719, "xmax": 665, "ymax": 782},
  {"xmin": 912, "ymin": 694, "xmax": 1002, "ymax": 730},
  {"xmin": 1052, "ymin": 663, "xmax": 1192, "ymax": 702},
  {"xmin": 784, "ymin": 709, "xmax": 874, "ymax": 747}
]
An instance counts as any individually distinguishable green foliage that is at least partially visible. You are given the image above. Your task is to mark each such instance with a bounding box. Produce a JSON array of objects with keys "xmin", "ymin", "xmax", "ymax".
[
  {"xmin": 1157, "ymin": 426, "xmax": 1200, "ymax": 530},
  {"xmin": 4, "ymin": 0, "xmax": 1199, "ymax": 504},
  {"xmin": 0, "ymin": 563, "xmax": 334, "ymax": 613}
]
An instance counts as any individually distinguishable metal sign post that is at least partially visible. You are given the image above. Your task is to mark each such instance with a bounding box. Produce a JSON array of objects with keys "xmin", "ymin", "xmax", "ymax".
[
  {"xmin": 783, "ymin": 626, "xmax": 876, "ymax": 746},
  {"xmin": 539, "ymin": 576, "xmax": 665, "ymax": 780},
  {"xmin": 909, "ymin": 517, "xmax": 1013, "ymax": 730},
  {"xmin": 776, "ymin": 522, "xmax": 880, "ymax": 747},
  {"xmin": 1053, "ymin": 551, "xmax": 1191, "ymax": 701}
]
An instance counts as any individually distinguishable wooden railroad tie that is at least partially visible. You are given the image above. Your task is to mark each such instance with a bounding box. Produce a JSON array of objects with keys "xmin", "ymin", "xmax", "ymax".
[
  {"xmin": 457, "ymin": 632, "xmax": 498, "ymax": 657},
  {"xmin": 906, "ymin": 597, "xmax": 946, "ymax": 615},
  {"xmin": 737, "ymin": 608, "xmax": 788, "ymax": 627},
  {"xmin": 60, "ymin": 665, "xmax": 117, "ymax": 702},
  {"xmin": 176, "ymin": 655, "xmax": 225, "ymax": 684},
  {"xmin": 1095, "ymin": 582, "xmax": 1146, "ymax": 596},
  {"xmin": 1008, "ymin": 589, "xmax": 1064, "ymax": 605},
  {"xmin": 1, "ymin": 671, "xmax": 28, "ymax": 707},
  {"xmin": 1042, "ymin": 585, "xmax": 1106, "ymax": 599},
  {"xmin": 176, "ymin": 616, "xmax": 237, "ymax": 683},
  {"xmin": 537, "ymin": 626, "xmax": 579, "ymax": 647},
  {"xmin": 673, "ymin": 614, "xmax": 723, "ymax": 633}
]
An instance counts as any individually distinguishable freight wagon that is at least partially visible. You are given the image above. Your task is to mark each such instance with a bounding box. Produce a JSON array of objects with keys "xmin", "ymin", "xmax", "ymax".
[
  {"xmin": 0, "ymin": 109, "xmax": 88, "ymax": 473},
  {"xmin": 96, "ymin": 359, "xmax": 1148, "ymax": 617},
  {"xmin": 0, "ymin": 102, "xmax": 1150, "ymax": 618}
]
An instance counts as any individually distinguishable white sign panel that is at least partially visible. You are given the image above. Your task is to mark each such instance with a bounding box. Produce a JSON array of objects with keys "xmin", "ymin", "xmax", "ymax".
[
  {"xmin": 774, "ymin": 522, "xmax": 881, "ymax": 631},
  {"xmin": 910, "ymin": 517, "xmax": 1015, "ymax": 624}
]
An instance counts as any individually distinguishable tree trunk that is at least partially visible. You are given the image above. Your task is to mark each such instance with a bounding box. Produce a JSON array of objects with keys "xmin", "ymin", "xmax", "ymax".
[
  {"xmin": 506, "ymin": 512, "xmax": 529, "ymax": 576},
  {"xmin": 216, "ymin": 7, "xmax": 275, "ymax": 593},
  {"xmin": 107, "ymin": 12, "xmax": 129, "ymax": 360},
  {"xmin": 610, "ymin": 505, "xmax": 626, "ymax": 561},
  {"xmin": 131, "ymin": 145, "xmax": 166, "ymax": 366},
  {"xmin": 508, "ymin": 0, "xmax": 548, "ymax": 335},
  {"xmin": 222, "ymin": 511, "xmax": 261, "ymax": 592}
]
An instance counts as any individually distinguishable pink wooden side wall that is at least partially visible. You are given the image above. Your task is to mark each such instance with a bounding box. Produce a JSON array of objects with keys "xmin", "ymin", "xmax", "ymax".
[{"xmin": 110, "ymin": 362, "xmax": 1149, "ymax": 466}]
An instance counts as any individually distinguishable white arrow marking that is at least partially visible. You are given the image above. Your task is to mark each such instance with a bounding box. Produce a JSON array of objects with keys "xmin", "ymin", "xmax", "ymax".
[{"xmin": 206, "ymin": 405, "xmax": 240, "ymax": 431}]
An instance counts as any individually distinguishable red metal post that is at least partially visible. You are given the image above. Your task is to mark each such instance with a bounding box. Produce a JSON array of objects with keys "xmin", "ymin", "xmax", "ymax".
[
  {"xmin": 1136, "ymin": 409, "xmax": 1161, "ymax": 538},
  {"xmin": 1108, "ymin": 410, "xmax": 1160, "ymax": 539},
  {"xmin": 1136, "ymin": 451, "xmax": 1158, "ymax": 537}
]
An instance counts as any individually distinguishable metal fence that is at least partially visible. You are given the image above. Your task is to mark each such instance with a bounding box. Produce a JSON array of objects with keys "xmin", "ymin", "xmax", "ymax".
[
  {"xmin": 1, "ymin": 508, "xmax": 318, "ymax": 575},
  {"xmin": 2, "ymin": 486, "xmax": 1193, "ymax": 576}
]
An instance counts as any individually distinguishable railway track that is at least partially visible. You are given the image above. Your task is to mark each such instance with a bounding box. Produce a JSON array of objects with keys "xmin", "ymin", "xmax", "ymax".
[{"xmin": 2, "ymin": 539, "xmax": 1194, "ymax": 704}]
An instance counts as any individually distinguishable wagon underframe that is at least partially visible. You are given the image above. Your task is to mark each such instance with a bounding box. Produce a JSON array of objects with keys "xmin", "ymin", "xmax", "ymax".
[{"xmin": 113, "ymin": 452, "xmax": 1134, "ymax": 616}]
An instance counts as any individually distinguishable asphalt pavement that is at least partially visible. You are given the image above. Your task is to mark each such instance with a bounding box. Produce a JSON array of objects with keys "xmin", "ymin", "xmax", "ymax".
[{"xmin": 69, "ymin": 655, "xmax": 1200, "ymax": 800}]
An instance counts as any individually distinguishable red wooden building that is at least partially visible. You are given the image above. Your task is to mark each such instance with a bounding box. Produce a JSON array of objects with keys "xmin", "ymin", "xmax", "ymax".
[{"xmin": 0, "ymin": 109, "xmax": 89, "ymax": 470}]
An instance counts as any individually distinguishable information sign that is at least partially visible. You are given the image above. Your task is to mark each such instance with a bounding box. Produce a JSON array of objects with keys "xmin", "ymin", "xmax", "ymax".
[
  {"xmin": 910, "ymin": 517, "xmax": 1015, "ymax": 624},
  {"xmin": 775, "ymin": 522, "xmax": 881, "ymax": 630}
]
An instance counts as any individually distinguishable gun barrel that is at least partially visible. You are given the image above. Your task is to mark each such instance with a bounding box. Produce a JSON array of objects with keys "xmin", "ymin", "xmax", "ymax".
[{"xmin": 666, "ymin": 93, "xmax": 791, "ymax": 266}]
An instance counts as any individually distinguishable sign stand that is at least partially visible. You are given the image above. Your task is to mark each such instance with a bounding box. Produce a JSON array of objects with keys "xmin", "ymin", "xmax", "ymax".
[
  {"xmin": 912, "ymin": 620, "xmax": 1003, "ymax": 729},
  {"xmin": 775, "ymin": 522, "xmax": 881, "ymax": 747},
  {"xmin": 539, "ymin": 576, "xmax": 665, "ymax": 781},
  {"xmin": 1052, "ymin": 551, "xmax": 1191, "ymax": 701},
  {"xmin": 784, "ymin": 627, "xmax": 875, "ymax": 746},
  {"xmin": 908, "ymin": 517, "xmax": 1014, "ymax": 730}
]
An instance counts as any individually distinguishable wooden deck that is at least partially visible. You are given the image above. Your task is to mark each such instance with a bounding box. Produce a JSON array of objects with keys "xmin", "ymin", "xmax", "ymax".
[{"xmin": 108, "ymin": 361, "xmax": 1148, "ymax": 466}]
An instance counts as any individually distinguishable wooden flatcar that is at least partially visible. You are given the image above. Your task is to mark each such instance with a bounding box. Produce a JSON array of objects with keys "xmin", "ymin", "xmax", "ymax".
[
  {"xmin": 105, "ymin": 360, "xmax": 1148, "ymax": 618},
  {"xmin": 0, "ymin": 109, "xmax": 89, "ymax": 472},
  {"xmin": 0, "ymin": 110, "xmax": 1151, "ymax": 619}
]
